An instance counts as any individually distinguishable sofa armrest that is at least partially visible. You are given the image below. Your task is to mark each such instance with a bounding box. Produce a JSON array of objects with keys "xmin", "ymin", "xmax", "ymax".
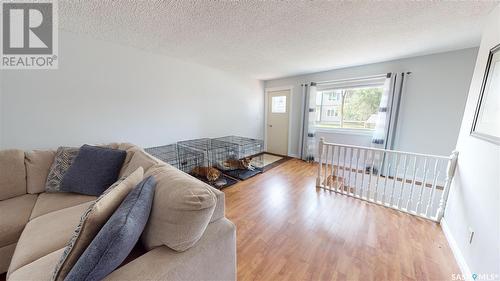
[
  {"xmin": 0, "ymin": 149, "xmax": 27, "ymax": 200},
  {"xmin": 105, "ymin": 218, "xmax": 236, "ymax": 281},
  {"xmin": 208, "ymin": 186, "xmax": 225, "ymax": 222}
]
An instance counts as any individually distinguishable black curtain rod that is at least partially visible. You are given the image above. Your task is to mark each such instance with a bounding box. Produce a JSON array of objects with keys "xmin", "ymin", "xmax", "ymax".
[{"xmin": 300, "ymin": 71, "xmax": 411, "ymax": 86}]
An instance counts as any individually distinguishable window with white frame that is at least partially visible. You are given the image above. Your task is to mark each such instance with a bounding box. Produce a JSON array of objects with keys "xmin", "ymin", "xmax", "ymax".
[
  {"xmin": 327, "ymin": 92, "xmax": 338, "ymax": 101},
  {"xmin": 326, "ymin": 109, "xmax": 338, "ymax": 117},
  {"xmin": 271, "ymin": 96, "xmax": 287, "ymax": 113},
  {"xmin": 315, "ymin": 85, "xmax": 383, "ymax": 130}
]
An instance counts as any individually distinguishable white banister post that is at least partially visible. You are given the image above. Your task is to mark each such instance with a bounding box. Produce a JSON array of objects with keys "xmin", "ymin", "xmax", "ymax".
[
  {"xmin": 436, "ymin": 150, "xmax": 459, "ymax": 221},
  {"xmin": 316, "ymin": 138, "xmax": 325, "ymax": 187}
]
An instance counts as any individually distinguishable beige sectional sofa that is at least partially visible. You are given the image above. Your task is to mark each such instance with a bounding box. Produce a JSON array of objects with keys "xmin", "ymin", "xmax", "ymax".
[{"xmin": 0, "ymin": 144, "xmax": 236, "ymax": 281}]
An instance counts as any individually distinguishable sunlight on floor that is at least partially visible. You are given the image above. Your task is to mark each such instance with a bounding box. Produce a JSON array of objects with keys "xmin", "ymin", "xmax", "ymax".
[{"xmin": 251, "ymin": 154, "xmax": 283, "ymax": 168}]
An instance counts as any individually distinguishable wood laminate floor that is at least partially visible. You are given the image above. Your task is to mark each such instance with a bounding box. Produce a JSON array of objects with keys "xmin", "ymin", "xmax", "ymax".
[{"xmin": 224, "ymin": 159, "xmax": 459, "ymax": 281}]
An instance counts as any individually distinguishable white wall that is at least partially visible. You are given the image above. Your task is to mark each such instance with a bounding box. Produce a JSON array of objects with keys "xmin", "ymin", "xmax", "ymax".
[
  {"xmin": 0, "ymin": 32, "xmax": 264, "ymax": 150},
  {"xmin": 265, "ymin": 48, "xmax": 478, "ymax": 157},
  {"xmin": 443, "ymin": 5, "xmax": 500, "ymax": 278}
]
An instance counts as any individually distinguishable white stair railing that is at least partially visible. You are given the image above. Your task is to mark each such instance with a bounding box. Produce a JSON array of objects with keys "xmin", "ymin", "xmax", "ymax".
[{"xmin": 316, "ymin": 138, "xmax": 458, "ymax": 222}]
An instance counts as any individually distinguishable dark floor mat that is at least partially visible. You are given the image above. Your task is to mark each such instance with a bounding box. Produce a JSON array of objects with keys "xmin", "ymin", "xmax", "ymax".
[
  {"xmin": 223, "ymin": 167, "xmax": 263, "ymax": 180},
  {"xmin": 194, "ymin": 174, "xmax": 239, "ymax": 190}
]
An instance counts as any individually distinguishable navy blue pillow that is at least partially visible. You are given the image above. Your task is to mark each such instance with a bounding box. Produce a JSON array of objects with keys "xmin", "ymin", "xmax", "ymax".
[
  {"xmin": 61, "ymin": 145, "xmax": 126, "ymax": 196},
  {"xmin": 64, "ymin": 176, "xmax": 156, "ymax": 281}
]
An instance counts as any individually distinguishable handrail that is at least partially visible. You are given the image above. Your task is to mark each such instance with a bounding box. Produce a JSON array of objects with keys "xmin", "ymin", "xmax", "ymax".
[
  {"xmin": 321, "ymin": 140, "xmax": 452, "ymax": 160},
  {"xmin": 316, "ymin": 138, "xmax": 458, "ymax": 222}
]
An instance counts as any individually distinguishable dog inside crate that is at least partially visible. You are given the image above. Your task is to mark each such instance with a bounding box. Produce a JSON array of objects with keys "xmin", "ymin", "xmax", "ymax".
[
  {"xmin": 211, "ymin": 136, "xmax": 263, "ymax": 170},
  {"xmin": 149, "ymin": 137, "xmax": 265, "ymax": 188},
  {"xmin": 211, "ymin": 136, "xmax": 265, "ymax": 180},
  {"xmin": 177, "ymin": 138, "xmax": 240, "ymax": 189}
]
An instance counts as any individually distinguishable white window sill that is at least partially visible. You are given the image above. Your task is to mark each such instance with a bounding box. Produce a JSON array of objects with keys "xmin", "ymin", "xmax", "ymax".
[{"xmin": 314, "ymin": 127, "xmax": 374, "ymax": 136}]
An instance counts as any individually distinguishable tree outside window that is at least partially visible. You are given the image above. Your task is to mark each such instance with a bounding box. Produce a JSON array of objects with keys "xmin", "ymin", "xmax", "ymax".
[{"xmin": 315, "ymin": 86, "xmax": 383, "ymax": 130}]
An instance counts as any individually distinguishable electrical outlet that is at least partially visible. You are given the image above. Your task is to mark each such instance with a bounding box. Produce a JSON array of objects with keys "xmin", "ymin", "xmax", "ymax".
[{"xmin": 468, "ymin": 227, "xmax": 474, "ymax": 244}]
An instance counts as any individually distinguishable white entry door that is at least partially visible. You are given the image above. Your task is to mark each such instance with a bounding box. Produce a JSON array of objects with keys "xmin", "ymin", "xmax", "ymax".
[{"xmin": 266, "ymin": 90, "xmax": 290, "ymax": 156}]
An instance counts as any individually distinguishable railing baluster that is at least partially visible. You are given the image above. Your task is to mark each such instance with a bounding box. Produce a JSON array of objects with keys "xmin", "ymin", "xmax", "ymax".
[
  {"xmin": 336, "ymin": 146, "xmax": 340, "ymax": 192},
  {"xmin": 327, "ymin": 145, "xmax": 332, "ymax": 190},
  {"xmin": 390, "ymin": 154, "xmax": 400, "ymax": 207},
  {"xmin": 367, "ymin": 150, "xmax": 376, "ymax": 201},
  {"xmin": 342, "ymin": 147, "xmax": 347, "ymax": 194},
  {"xmin": 382, "ymin": 153, "xmax": 391, "ymax": 204},
  {"xmin": 354, "ymin": 148, "xmax": 360, "ymax": 198},
  {"xmin": 336, "ymin": 146, "xmax": 342, "ymax": 192},
  {"xmin": 406, "ymin": 156, "xmax": 419, "ymax": 211},
  {"xmin": 416, "ymin": 157, "xmax": 429, "ymax": 215},
  {"xmin": 374, "ymin": 151, "xmax": 384, "ymax": 203},
  {"xmin": 397, "ymin": 155, "xmax": 409, "ymax": 209},
  {"xmin": 332, "ymin": 145, "xmax": 337, "ymax": 191},
  {"xmin": 348, "ymin": 147, "xmax": 354, "ymax": 195},
  {"xmin": 436, "ymin": 151, "xmax": 459, "ymax": 221},
  {"xmin": 324, "ymin": 144, "xmax": 330, "ymax": 189},
  {"xmin": 360, "ymin": 149, "xmax": 367, "ymax": 199},
  {"xmin": 316, "ymin": 138, "xmax": 324, "ymax": 187},
  {"xmin": 338, "ymin": 147, "xmax": 342, "ymax": 191},
  {"xmin": 328, "ymin": 145, "xmax": 334, "ymax": 190},
  {"xmin": 426, "ymin": 159, "xmax": 440, "ymax": 217}
]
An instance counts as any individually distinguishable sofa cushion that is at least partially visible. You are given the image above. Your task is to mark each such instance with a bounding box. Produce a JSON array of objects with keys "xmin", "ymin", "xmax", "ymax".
[
  {"xmin": 60, "ymin": 145, "xmax": 127, "ymax": 196},
  {"xmin": 7, "ymin": 202, "xmax": 92, "ymax": 277},
  {"xmin": 52, "ymin": 167, "xmax": 143, "ymax": 281},
  {"xmin": 0, "ymin": 243, "xmax": 17, "ymax": 274},
  {"xmin": 0, "ymin": 194, "xmax": 38, "ymax": 248},
  {"xmin": 30, "ymin": 193, "xmax": 96, "ymax": 220},
  {"xmin": 116, "ymin": 143, "xmax": 137, "ymax": 176},
  {"xmin": 120, "ymin": 147, "xmax": 160, "ymax": 178},
  {"xmin": 104, "ymin": 218, "xmax": 236, "ymax": 281},
  {"xmin": 141, "ymin": 163, "xmax": 216, "ymax": 252},
  {"xmin": 45, "ymin": 147, "xmax": 79, "ymax": 193},
  {"xmin": 8, "ymin": 248, "xmax": 64, "ymax": 281},
  {"xmin": 65, "ymin": 176, "xmax": 156, "ymax": 281},
  {"xmin": 0, "ymin": 149, "xmax": 27, "ymax": 200},
  {"xmin": 25, "ymin": 150, "xmax": 56, "ymax": 194}
]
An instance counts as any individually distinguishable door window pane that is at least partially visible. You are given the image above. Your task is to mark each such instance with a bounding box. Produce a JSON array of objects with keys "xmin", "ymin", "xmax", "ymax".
[{"xmin": 272, "ymin": 96, "xmax": 287, "ymax": 113}]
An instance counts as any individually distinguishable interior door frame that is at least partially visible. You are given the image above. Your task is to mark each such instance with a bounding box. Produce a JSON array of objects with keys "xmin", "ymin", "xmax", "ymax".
[{"xmin": 264, "ymin": 86, "xmax": 294, "ymax": 157}]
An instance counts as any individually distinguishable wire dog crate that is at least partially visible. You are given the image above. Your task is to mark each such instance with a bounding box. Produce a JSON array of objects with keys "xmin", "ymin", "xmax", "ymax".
[
  {"xmin": 177, "ymin": 138, "xmax": 239, "ymax": 189},
  {"xmin": 211, "ymin": 136, "xmax": 264, "ymax": 180},
  {"xmin": 145, "ymin": 144, "xmax": 178, "ymax": 168},
  {"xmin": 177, "ymin": 145, "xmax": 205, "ymax": 174},
  {"xmin": 145, "ymin": 143, "xmax": 204, "ymax": 174},
  {"xmin": 177, "ymin": 138, "xmax": 239, "ymax": 169},
  {"xmin": 211, "ymin": 136, "xmax": 264, "ymax": 159}
]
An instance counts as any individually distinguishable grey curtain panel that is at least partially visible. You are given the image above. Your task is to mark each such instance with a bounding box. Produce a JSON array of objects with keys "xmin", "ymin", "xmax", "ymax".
[
  {"xmin": 371, "ymin": 72, "xmax": 408, "ymax": 151},
  {"xmin": 369, "ymin": 72, "xmax": 408, "ymax": 174},
  {"xmin": 300, "ymin": 82, "xmax": 317, "ymax": 162},
  {"xmin": 371, "ymin": 73, "xmax": 397, "ymax": 149}
]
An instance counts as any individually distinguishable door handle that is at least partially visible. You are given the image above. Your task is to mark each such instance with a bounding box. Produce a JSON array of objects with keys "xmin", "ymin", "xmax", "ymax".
[{"xmin": 268, "ymin": 124, "xmax": 273, "ymax": 127}]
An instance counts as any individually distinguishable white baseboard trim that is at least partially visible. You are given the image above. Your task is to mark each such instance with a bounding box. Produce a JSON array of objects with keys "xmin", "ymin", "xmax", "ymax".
[
  {"xmin": 287, "ymin": 153, "xmax": 299, "ymax": 158},
  {"xmin": 441, "ymin": 217, "xmax": 472, "ymax": 280}
]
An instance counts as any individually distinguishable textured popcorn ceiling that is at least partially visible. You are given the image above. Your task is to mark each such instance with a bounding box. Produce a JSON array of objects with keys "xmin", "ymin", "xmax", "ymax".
[{"xmin": 59, "ymin": 1, "xmax": 498, "ymax": 80}]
